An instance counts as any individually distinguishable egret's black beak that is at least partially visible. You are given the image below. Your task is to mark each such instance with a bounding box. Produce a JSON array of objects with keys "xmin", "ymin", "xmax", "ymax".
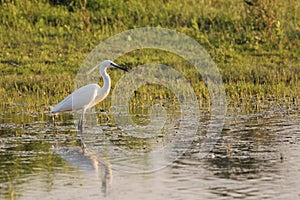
[{"xmin": 111, "ymin": 62, "xmax": 128, "ymax": 72}]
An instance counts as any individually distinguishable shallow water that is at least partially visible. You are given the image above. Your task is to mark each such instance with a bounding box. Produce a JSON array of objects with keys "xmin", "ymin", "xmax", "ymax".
[{"xmin": 0, "ymin": 104, "xmax": 299, "ymax": 199}]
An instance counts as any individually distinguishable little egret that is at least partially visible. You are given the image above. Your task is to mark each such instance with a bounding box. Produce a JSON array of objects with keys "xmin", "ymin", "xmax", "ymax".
[{"xmin": 51, "ymin": 60, "xmax": 128, "ymax": 152}]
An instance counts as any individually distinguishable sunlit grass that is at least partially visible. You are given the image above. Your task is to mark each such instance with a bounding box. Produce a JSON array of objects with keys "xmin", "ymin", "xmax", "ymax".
[{"xmin": 0, "ymin": 0, "xmax": 299, "ymax": 113}]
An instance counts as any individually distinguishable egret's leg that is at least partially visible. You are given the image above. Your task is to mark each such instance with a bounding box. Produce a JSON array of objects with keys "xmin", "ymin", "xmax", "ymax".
[
  {"xmin": 78, "ymin": 109, "xmax": 87, "ymax": 153},
  {"xmin": 52, "ymin": 114, "xmax": 55, "ymax": 127},
  {"xmin": 78, "ymin": 113, "xmax": 83, "ymax": 132}
]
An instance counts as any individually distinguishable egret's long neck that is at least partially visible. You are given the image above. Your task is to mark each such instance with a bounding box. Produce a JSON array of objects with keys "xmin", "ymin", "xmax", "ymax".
[{"xmin": 101, "ymin": 67, "xmax": 111, "ymax": 94}]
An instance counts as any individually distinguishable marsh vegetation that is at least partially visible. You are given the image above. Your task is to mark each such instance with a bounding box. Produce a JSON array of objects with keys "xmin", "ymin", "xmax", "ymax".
[{"xmin": 0, "ymin": 0, "xmax": 299, "ymax": 113}]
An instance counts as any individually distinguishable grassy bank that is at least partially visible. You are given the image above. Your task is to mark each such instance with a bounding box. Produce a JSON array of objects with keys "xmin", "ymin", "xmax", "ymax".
[{"xmin": 0, "ymin": 0, "xmax": 299, "ymax": 112}]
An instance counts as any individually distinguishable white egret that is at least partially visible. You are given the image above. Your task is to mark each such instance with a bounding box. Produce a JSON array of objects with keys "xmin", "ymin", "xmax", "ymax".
[{"xmin": 51, "ymin": 60, "xmax": 127, "ymax": 152}]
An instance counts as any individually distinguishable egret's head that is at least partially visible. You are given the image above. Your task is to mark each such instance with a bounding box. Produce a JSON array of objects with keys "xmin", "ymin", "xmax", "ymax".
[{"xmin": 100, "ymin": 60, "xmax": 128, "ymax": 72}]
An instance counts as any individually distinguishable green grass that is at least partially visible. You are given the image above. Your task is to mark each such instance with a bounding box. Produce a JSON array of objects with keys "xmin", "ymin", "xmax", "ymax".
[{"xmin": 0, "ymin": 0, "xmax": 299, "ymax": 113}]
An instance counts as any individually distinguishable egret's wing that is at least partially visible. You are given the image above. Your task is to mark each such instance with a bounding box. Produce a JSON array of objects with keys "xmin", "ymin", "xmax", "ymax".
[{"xmin": 52, "ymin": 84, "xmax": 100, "ymax": 113}]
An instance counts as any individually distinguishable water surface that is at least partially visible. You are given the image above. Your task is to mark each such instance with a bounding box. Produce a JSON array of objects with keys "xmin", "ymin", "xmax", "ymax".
[{"xmin": 0, "ymin": 103, "xmax": 299, "ymax": 199}]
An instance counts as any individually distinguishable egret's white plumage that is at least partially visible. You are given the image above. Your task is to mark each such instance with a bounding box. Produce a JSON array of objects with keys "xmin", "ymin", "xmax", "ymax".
[
  {"xmin": 51, "ymin": 60, "xmax": 127, "ymax": 152},
  {"xmin": 52, "ymin": 60, "xmax": 126, "ymax": 114},
  {"xmin": 51, "ymin": 84, "xmax": 100, "ymax": 113}
]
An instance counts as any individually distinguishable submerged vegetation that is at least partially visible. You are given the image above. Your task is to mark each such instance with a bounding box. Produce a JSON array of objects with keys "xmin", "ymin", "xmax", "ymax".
[{"xmin": 0, "ymin": 0, "xmax": 299, "ymax": 112}]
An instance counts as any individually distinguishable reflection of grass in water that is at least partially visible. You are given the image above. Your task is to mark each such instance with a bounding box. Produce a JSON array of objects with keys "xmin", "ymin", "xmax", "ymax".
[
  {"xmin": 0, "ymin": 139, "xmax": 76, "ymax": 198},
  {"xmin": 0, "ymin": 0, "xmax": 299, "ymax": 113},
  {"xmin": 107, "ymin": 98, "xmax": 181, "ymax": 153},
  {"xmin": 109, "ymin": 127, "xmax": 173, "ymax": 153}
]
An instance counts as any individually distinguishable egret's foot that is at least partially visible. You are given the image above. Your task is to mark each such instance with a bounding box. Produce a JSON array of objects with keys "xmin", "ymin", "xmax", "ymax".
[{"xmin": 81, "ymin": 141, "xmax": 88, "ymax": 154}]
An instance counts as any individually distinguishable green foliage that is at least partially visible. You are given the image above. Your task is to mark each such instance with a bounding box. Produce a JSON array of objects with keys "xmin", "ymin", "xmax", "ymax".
[{"xmin": 0, "ymin": 0, "xmax": 299, "ymax": 112}]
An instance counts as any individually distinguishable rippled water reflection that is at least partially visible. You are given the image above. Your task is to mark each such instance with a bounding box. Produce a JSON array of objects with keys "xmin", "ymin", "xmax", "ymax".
[{"xmin": 0, "ymin": 104, "xmax": 299, "ymax": 199}]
